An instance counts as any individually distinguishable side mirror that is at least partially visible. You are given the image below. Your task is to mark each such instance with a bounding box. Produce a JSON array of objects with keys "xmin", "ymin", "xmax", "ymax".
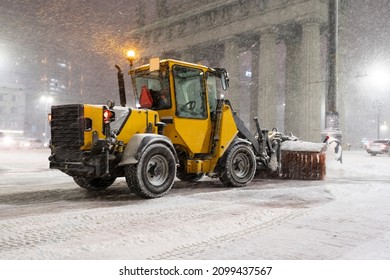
[
  {"xmin": 221, "ymin": 71, "xmax": 229, "ymax": 90},
  {"xmin": 214, "ymin": 68, "xmax": 229, "ymax": 90}
]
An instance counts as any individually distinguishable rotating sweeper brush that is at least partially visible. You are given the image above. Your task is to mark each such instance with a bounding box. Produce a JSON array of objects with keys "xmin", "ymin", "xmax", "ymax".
[
  {"xmin": 280, "ymin": 140, "xmax": 326, "ymax": 180},
  {"xmin": 234, "ymin": 116, "xmax": 327, "ymax": 181}
]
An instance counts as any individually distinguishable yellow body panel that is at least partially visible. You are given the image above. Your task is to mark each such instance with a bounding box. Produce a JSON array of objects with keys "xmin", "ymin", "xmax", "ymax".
[
  {"xmin": 164, "ymin": 117, "xmax": 212, "ymax": 155},
  {"xmin": 81, "ymin": 104, "xmax": 158, "ymax": 150},
  {"xmin": 82, "ymin": 105, "xmax": 105, "ymax": 150},
  {"xmin": 181, "ymin": 104, "xmax": 238, "ymax": 173},
  {"xmin": 214, "ymin": 104, "xmax": 238, "ymax": 158},
  {"xmin": 117, "ymin": 109, "xmax": 159, "ymax": 142},
  {"xmin": 184, "ymin": 105, "xmax": 237, "ymax": 173}
]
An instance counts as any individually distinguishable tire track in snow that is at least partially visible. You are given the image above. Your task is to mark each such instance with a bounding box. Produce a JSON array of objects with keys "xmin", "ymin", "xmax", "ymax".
[
  {"xmin": 148, "ymin": 203, "xmax": 327, "ymax": 259},
  {"xmin": 0, "ymin": 197, "xmax": 267, "ymax": 254}
]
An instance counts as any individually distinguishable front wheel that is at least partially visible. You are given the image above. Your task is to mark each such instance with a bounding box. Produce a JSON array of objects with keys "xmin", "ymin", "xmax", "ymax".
[
  {"xmin": 73, "ymin": 176, "xmax": 116, "ymax": 191},
  {"xmin": 219, "ymin": 143, "xmax": 256, "ymax": 187},
  {"xmin": 125, "ymin": 143, "xmax": 176, "ymax": 199}
]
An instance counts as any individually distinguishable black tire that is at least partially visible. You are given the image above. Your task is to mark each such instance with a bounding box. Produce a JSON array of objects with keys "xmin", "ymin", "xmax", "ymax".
[
  {"xmin": 219, "ymin": 143, "xmax": 256, "ymax": 187},
  {"xmin": 125, "ymin": 143, "xmax": 176, "ymax": 198},
  {"xmin": 73, "ymin": 176, "xmax": 116, "ymax": 191}
]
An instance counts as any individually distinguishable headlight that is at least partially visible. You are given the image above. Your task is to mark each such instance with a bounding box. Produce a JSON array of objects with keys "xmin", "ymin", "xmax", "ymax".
[{"xmin": 2, "ymin": 136, "xmax": 15, "ymax": 147}]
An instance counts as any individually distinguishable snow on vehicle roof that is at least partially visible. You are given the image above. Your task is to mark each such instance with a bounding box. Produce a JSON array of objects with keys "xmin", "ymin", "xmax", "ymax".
[{"xmin": 373, "ymin": 139, "xmax": 389, "ymax": 143}]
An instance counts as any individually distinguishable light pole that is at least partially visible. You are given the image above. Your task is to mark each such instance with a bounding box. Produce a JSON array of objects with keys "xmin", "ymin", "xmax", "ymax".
[
  {"xmin": 374, "ymin": 101, "xmax": 388, "ymax": 139},
  {"xmin": 323, "ymin": 0, "xmax": 342, "ymax": 141},
  {"xmin": 377, "ymin": 101, "xmax": 382, "ymax": 139}
]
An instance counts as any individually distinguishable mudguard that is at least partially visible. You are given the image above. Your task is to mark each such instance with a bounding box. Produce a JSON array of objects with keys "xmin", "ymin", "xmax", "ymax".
[
  {"xmin": 118, "ymin": 134, "xmax": 178, "ymax": 166},
  {"xmin": 214, "ymin": 137, "xmax": 253, "ymax": 173}
]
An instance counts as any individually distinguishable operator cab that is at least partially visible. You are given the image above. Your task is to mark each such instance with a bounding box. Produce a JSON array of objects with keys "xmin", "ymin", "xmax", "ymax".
[
  {"xmin": 130, "ymin": 59, "xmax": 227, "ymax": 120},
  {"xmin": 129, "ymin": 59, "xmax": 230, "ymax": 155}
]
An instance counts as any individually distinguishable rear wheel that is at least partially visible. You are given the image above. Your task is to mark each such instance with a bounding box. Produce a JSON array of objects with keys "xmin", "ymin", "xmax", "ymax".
[
  {"xmin": 73, "ymin": 176, "xmax": 116, "ymax": 191},
  {"xmin": 219, "ymin": 143, "xmax": 256, "ymax": 187},
  {"xmin": 125, "ymin": 143, "xmax": 176, "ymax": 198}
]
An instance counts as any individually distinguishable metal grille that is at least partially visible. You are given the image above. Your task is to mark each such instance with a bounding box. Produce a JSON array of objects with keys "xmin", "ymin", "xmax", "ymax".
[{"xmin": 51, "ymin": 104, "xmax": 84, "ymax": 160}]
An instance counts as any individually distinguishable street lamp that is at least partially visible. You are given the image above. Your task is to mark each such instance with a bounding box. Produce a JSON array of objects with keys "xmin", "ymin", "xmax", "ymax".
[
  {"xmin": 323, "ymin": 0, "xmax": 342, "ymax": 142},
  {"xmin": 380, "ymin": 121, "xmax": 388, "ymax": 136},
  {"xmin": 368, "ymin": 65, "xmax": 390, "ymax": 91},
  {"xmin": 375, "ymin": 101, "xmax": 383, "ymax": 139}
]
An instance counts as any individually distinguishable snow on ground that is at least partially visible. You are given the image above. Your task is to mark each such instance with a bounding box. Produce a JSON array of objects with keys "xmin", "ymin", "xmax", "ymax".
[{"xmin": 0, "ymin": 148, "xmax": 389, "ymax": 260}]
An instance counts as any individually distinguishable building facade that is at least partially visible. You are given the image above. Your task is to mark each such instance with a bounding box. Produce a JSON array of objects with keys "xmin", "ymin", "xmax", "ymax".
[
  {"xmin": 0, "ymin": 83, "xmax": 25, "ymax": 135},
  {"xmin": 127, "ymin": 0, "xmax": 347, "ymax": 142}
]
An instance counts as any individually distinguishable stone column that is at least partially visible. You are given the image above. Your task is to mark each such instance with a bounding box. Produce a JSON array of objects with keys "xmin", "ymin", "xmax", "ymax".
[
  {"xmin": 250, "ymin": 41, "xmax": 260, "ymax": 132},
  {"xmin": 285, "ymin": 37, "xmax": 303, "ymax": 137},
  {"xmin": 223, "ymin": 38, "xmax": 241, "ymax": 114},
  {"xmin": 299, "ymin": 18, "xmax": 323, "ymax": 141},
  {"xmin": 258, "ymin": 29, "xmax": 277, "ymax": 131}
]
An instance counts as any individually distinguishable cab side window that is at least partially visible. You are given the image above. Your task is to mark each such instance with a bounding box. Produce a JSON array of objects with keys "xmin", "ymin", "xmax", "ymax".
[
  {"xmin": 206, "ymin": 73, "xmax": 223, "ymax": 119},
  {"xmin": 134, "ymin": 72, "xmax": 171, "ymax": 110}
]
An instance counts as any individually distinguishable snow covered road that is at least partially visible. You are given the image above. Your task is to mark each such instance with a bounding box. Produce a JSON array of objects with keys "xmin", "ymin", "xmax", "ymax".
[{"xmin": 0, "ymin": 149, "xmax": 389, "ymax": 259}]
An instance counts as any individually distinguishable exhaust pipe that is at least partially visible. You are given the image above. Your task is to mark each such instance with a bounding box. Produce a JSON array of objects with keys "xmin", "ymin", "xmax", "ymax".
[{"xmin": 115, "ymin": 65, "xmax": 127, "ymax": 107}]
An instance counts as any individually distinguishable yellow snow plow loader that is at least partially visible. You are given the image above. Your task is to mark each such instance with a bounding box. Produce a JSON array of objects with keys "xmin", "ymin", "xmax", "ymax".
[{"xmin": 49, "ymin": 55, "xmax": 326, "ymax": 198}]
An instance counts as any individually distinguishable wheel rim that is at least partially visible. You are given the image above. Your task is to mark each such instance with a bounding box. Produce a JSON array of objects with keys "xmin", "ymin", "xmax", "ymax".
[
  {"xmin": 146, "ymin": 154, "xmax": 169, "ymax": 186},
  {"xmin": 231, "ymin": 150, "xmax": 252, "ymax": 182}
]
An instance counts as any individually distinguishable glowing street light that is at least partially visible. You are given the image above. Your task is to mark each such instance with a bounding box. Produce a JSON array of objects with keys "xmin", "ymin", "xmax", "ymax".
[
  {"xmin": 367, "ymin": 64, "xmax": 390, "ymax": 91},
  {"xmin": 0, "ymin": 45, "xmax": 8, "ymax": 68},
  {"xmin": 380, "ymin": 121, "xmax": 388, "ymax": 133},
  {"xmin": 40, "ymin": 95, "xmax": 54, "ymax": 104},
  {"xmin": 366, "ymin": 64, "xmax": 389, "ymax": 139}
]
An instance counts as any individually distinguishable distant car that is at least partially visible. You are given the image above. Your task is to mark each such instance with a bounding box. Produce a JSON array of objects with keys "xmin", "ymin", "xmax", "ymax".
[
  {"xmin": 19, "ymin": 138, "xmax": 44, "ymax": 149},
  {"xmin": 0, "ymin": 135, "xmax": 16, "ymax": 149},
  {"xmin": 365, "ymin": 139, "xmax": 390, "ymax": 156},
  {"xmin": 361, "ymin": 137, "xmax": 373, "ymax": 149}
]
